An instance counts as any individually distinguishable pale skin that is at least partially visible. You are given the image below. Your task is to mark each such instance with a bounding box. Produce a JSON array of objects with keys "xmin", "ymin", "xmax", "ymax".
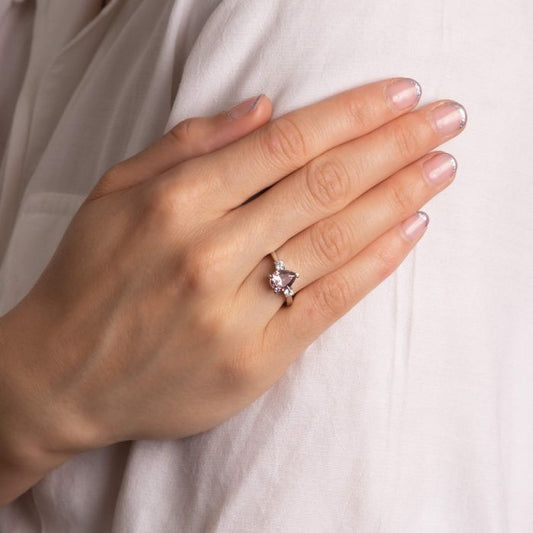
[{"xmin": 0, "ymin": 78, "xmax": 466, "ymax": 505}]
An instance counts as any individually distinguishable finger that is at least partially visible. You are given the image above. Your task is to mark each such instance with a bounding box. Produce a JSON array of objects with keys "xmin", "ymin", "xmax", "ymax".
[
  {"xmin": 176, "ymin": 77, "xmax": 422, "ymax": 212},
  {"xmin": 229, "ymin": 99, "xmax": 466, "ymax": 270},
  {"xmin": 87, "ymin": 94, "xmax": 271, "ymax": 200},
  {"xmin": 262, "ymin": 211, "xmax": 430, "ymax": 369},
  {"xmin": 237, "ymin": 151, "xmax": 456, "ymax": 315}
]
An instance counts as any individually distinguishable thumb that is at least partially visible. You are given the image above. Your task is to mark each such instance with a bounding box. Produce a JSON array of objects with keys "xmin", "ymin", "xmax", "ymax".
[{"xmin": 88, "ymin": 94, "xmax": 271, "ymax": 200}]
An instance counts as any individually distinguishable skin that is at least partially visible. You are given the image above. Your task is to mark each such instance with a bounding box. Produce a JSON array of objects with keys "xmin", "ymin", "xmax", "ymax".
[{"xmin": 0, "ymin": 78, "xmax": 466, "ymax": 505}]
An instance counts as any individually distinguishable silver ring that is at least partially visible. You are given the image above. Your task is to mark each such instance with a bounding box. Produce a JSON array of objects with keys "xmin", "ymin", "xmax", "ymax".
[{"xmin": 268, "ymin": 251, "xmax": 299, "ymax": 306}]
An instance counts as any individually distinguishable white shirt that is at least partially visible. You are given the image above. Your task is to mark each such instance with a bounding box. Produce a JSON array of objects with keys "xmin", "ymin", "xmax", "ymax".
[{"xmin": 1, "ymin": 0, "xmax": 532, "ymax": 531}]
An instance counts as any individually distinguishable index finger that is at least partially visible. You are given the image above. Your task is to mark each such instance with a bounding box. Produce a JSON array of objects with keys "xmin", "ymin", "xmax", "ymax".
[{"xmin": 177, "ymin": 77, "xmax": 422, "ymax": 212}]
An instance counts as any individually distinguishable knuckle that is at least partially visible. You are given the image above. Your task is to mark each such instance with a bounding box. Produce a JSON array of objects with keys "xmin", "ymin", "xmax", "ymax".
[
  {"xmin": 263, "ymin": 117, "xmax": 308, "ymax": 165},
  {"xmin": 193, "ymin": 309, "xmax": 227, "ymax": 340},
  {"xmin": 314, "ymin": 272, "xmax": 352, "ymax": 318},
  {"xmin": 373, "ymin": 243, "xmax": 401, "ymax": 279},
  {"xmin": 180, "ymin": 242, "xmax": 227, "ymax": 293},
  {"xmin": 90, "ymin": 162, "xmax": 126, "ymax": 198},
  {"xmin": 386, "ymin": 179, "xmax": 415, "ymax": 215},
  {"xmin": 392, "ymin": 123, "xmax": 423, "ymax": 160},
  {"xmin": 310, "ymin": 218, "xmax": 351, "ymax": 266},
  {"xmin": 305, "ymin": 159, "xmax": 349, "ymax": 213},
  {"xmin": 101, "ymin": 162, "xmax": 124, "ymax": 184},
  {"xmin": 168, "ymin": 118, "xmax": 196, "ymax": 146},
  {"xmin": 219, "ymin": 351, "xmax": 263, "ymax": 389},
  {"xmin": 346, "ymin": 96, "xmax": 376, "ymax": 132},
  {"xmin": 144, "ymin": 177, "xmax": 191, "ymax": 225}
]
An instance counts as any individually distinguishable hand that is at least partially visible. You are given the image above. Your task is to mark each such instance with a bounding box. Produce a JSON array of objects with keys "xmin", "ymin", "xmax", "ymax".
[{"xmin": 0, "ymin": 78, "xmax": 466, "ymax": 503}]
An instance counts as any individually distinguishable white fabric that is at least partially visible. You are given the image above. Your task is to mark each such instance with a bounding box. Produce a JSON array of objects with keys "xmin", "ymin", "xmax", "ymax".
[{"xmin": 0, "ymin": 0, "xmax": 532, "ymax": 531}]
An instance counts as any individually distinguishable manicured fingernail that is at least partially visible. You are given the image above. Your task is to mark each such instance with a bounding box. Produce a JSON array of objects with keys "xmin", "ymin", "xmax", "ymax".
[
  {"xmin": 386, "ymin": 78, "xmax": 422, "ymax": 111},
  {"xmin": 226, "ymin": 94, "xmax": 263, "ymax": 120},
  {"xmin": 401, "ymin": 211, "xmax": 429, "ymax": 242},
  {"xmin": 423, "ymin": 153, "xmax": 457, "ymax": 186},
  {"xmin": 431, "ymin": 101, "xmax": 467, "ymax": 136}
]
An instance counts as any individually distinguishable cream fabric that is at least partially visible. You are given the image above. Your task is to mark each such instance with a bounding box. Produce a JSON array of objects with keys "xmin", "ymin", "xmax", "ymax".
[{"xmin": 0, "ymin": 0, "xmax": 532, "ymax": 531}]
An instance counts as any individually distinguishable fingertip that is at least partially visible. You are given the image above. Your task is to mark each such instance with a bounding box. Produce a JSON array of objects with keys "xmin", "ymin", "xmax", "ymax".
[
  {"xmin": 192, "ymin": 94, "xmax": 272, "ymax": 154},
  {"xmin": 237, "ymin": 95, "xmax": 272, "ymax": 131},
  {"xmin": 224, "ymin": 94, "xmax": 271, "ymax": 123},
  {"xmin": 223, "ymin": 94, "xmax": 261, "ymax": 120},
  {"xmin": 209, "ymin": 94, "xmax": 271, "ymax": 142},
  {"xmin": 253, "ymin": 94, "xmax": 273, "ymax": 121},
  {"xmin": 400, "ymin": 211, "xmax": 430, "ymax": 243}
]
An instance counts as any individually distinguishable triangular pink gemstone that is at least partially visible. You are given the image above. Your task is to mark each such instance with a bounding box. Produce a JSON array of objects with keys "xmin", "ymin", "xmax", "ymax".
[
  {"xmin": 269, "ymin": 269, "xmax": 297, "ymax": 292},
  {"xmin": 278, "ymin": 270, "xmax": 297, "ymax": 287}
]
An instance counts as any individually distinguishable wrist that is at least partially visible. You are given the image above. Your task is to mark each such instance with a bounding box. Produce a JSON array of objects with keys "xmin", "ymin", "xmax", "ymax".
[{"xmin": 0, "ymin": 302, "xmax": 78, "ymax": 505}]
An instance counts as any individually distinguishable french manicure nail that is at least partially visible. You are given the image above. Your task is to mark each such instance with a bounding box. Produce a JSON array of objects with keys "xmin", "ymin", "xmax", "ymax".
[
  {"xmin": 386, "ymin": 78, "xmax": 422, "ymax": 111},
  {"xmin": 226, "ymin": 94, "xmax": 263, "ymax": 120},
  {"xmin": 431, "ymin": 101, "xmax": 467, "ymax": 136},
  {"xmin": 423, "ymin": 153, "xmax": 457, "ymax": 186},
  {"xmin": 401, "ymin": 211, "xmax": 429, "ymax": 242}
]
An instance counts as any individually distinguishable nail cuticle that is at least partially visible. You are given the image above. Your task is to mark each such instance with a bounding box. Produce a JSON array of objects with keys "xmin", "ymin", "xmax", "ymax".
[
  {"xmin": 249, "ymin": 94, "xmax": 263, "ymax": 112},
  {"xmin": 226, "ymin": 94, "xmax": 263, "ymax": 120}
]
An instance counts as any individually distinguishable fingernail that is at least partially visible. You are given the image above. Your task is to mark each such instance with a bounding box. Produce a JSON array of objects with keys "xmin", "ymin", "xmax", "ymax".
[
  {"xmin": 386, "ymin": 78, "xmax": 422, "ymax": 111},
  {"xmin": 422, "ymin": 153, "xmax": 457, "ymax": 186},
  {"xmin": 401, "ymin": 211, "xmax": 429, "ymax": 242},
  {"xmin": 226, "ymin": 94, "xmax": 263, "ymax": 120},
  {"xmin": 431, "ymin": 101, "xmax": 467, "ymax": 136}
]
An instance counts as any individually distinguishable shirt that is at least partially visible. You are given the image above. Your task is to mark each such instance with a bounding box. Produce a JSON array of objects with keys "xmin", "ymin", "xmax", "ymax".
[{"xmin": 0, "ymin": 0, "xmax": 532, "ymax": 531}]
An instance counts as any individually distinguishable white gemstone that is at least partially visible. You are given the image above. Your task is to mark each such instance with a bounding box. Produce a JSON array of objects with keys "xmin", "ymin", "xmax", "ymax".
[{"xmin": 283, "ymin": 286, "xmax": 294, "ymax": 297}]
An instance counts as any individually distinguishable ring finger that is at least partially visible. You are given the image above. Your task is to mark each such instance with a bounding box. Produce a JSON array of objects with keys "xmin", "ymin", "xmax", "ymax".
[{"xmin": 237, "ymin": 150, "xmax": 458, "ymax": 315}]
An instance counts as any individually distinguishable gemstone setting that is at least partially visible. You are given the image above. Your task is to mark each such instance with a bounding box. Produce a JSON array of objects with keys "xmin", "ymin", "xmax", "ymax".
[{"xmin": 269, "ymin": 266, "xmax": 299, "ymax": 294}]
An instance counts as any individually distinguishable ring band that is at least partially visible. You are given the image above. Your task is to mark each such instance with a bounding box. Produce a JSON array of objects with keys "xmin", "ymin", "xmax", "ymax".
[{"xmin": 268, "ymin": 251, "xmax": 299, "ymax": 306}]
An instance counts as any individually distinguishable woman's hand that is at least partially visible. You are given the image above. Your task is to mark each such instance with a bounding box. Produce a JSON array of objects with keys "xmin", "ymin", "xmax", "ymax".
[{"xmin": 0, "ymin": 78, "xmax": 466, "ymax": 504}]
